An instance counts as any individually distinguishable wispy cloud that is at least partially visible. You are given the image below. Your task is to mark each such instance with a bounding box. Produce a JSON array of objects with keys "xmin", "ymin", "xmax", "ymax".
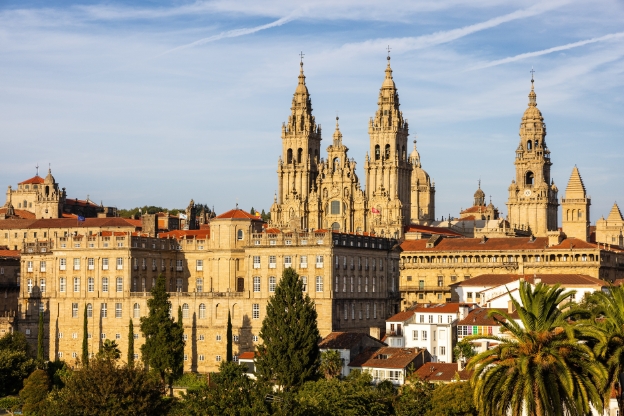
[
  {"xmin": 155, "ymin": 13, "xmax": 298, "ymax": 57},
  {"xmin": 469, "ymin": 31, "xmax": 624, "ymax": 70}
]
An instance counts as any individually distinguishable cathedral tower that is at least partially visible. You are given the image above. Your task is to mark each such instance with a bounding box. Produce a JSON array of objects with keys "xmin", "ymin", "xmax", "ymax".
[
  {"xmin": 506, "ymin": 77, "xmax": 558, "ymax": 236},
  {"xmin": 409, "ymin": 140, "xmax": 435, "ymax": 224},
  {"xmin": 364, "ymin": 56, "xmax": 412, "ymax": 237},
  {"xmin": 561, "ymin": 166, "xmax": 590, "ymax": 241}
]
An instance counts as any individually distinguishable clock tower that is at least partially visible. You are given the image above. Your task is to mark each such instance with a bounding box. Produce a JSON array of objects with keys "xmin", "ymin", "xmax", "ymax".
[{"xmin": 506, "ymin": 76, "xmax": 559, "ymax": 236}]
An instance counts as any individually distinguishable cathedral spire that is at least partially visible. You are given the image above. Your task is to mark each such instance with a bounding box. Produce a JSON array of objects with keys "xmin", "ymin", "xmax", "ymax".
[{"xmin": 332, "ymin": 116, "xmax": 343, "ymax": 146}]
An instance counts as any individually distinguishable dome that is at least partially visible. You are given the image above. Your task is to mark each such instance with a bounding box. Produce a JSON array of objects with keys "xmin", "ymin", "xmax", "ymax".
[
  {"xmin": 474, "ymin": 187, "xmax": 485, "ymax": 199},
  {"xmin": 412, "ymin": 166, "xmax": 430, "ymax": 184},
  {"xmin": 382, "ymin": 61, "xmax": 396, "ymax": 89},
  {"xmin": 44, "ymin": 168, "xmax": 55, "ymax": 184},
  {"xmin": 295, "ymin": 62, "xmax": 309, "ymax": 95}
]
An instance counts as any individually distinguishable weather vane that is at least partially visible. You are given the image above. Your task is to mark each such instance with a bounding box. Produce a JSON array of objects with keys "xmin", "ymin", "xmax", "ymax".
[{"xmin": 530, "ymin": 67, "xmax": 535, "ymax": 82}]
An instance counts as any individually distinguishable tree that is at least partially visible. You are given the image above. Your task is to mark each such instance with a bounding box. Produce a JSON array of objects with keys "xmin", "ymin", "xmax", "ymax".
[
  {"xmin": 82, "ymin": 304, "xmax": 88, "ymax": 367},
  {"xmin": 453, "ymin": 339, "xmax": 476, "ymax": 363},
  {"xmin": 581, "ymin": 285, "xmax": 624, "ymax": 415},
  {"xmin": 37, "ymin": 312, "xmax": 44, "ymax": 364},
  {"xmin": 226, "ymin": 310, "xmax": 233, "ymax": 362},
  {"xmin": 0, "ymin": 331, "xmax": 30, "ymax": 355},
  {"xmin": 255, "ymin": 268, "xmax": 320, "ymax": 392},
  {"xmin": 175, "ymin": 361, "xmax": 271, "ymax": 416},
  {"xmin": 128, "ymin": 319, "xmax": 135, "ymax": 367},
  {"xmin": 97, "ymin": 339, "xmax": 121, "ymax": 361},
  {"xmin": 394, "ymin": 377, "xmax": 435, "ymax": 416},
  {"xmin": 467, "ymin": 282, "xmax": 607, "ymax": 416},
  {"xmin": 0, "ymin": 396, "xmax": 21, "ymax": 416},
  {"xmin": 19, "ymin": 369, "xmax": 50, "ymax": 415},
  {"xmin": 426, "ymin": 382, "xmax": 477, "ymax": 416},
  {"xmin": 52, "ymin": 357, "xmax": 168, "ymax": 416},
  {"xmin": 0, "ymin": 332, "xmax": 35, "ymax": 397},
  {"xmin": 140, "ymin": 274, "xmax": 185, "ymax": 391},
  {"xmin": 319, "ymin": 350, "xmax": 342, "ymax": 379}
]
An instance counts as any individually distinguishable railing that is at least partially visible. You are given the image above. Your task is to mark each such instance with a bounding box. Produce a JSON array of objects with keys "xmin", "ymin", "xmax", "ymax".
[{"xmin": 401, "ymin": 285, "xmax": 451, "ymax": 292}]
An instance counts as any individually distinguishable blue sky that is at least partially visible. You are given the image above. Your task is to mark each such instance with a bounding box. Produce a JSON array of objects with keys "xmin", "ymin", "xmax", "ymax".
[{"xmin": 1, "ymin": 0, "xmax": 623, "ymax": 222}]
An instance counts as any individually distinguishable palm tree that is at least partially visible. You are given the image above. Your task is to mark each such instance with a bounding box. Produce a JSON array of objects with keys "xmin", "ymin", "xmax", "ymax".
[
  {"xmin": 98, "ymin": 339, "xmax": 121, "ymax": 361},
  {"xmin": 467, "ymin": 281, "xmax": 607, "ymax": 416},
  {"xmin": 581, "ymin": 285, "xmax": 624, "ymax": 415}
]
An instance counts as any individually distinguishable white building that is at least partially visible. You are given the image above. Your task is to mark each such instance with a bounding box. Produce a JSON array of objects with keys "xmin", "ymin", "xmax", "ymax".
[{"xmin": 348, "ymin": 346, "xmax": 430, "ymax": 386}]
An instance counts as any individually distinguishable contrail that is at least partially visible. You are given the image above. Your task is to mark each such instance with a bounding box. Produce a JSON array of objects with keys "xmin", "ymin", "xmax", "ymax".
[
  {"xmin": 156, "ymin": 13, "xmax": 297, "ymax": 58},
  {"xmin": 469, "ymin": 32, "xmax": 624, "ymax": 70}
]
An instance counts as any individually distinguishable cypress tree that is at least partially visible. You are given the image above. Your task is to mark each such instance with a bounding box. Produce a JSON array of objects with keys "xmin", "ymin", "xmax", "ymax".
[
  {"xmin": 82, "ymin": 304, "xmax": 89, "ymax": 367},
  {"xmin": 140, "ymin": 275, "xmax": 185, "ymax": 391},
  {"xmin": 255, "ymin": 268, "xmax": 320, "ymax": 392},
  {"xmin": 128, "ymin": 319, "xmax": 135, "ymax": 367},
  {"xmin": 226, "ymin": 310, "xmax": 233, "ymax": 362},
  {"xmin": 37, "ymin": 312, "xmax": 44, "ymax": 363}
]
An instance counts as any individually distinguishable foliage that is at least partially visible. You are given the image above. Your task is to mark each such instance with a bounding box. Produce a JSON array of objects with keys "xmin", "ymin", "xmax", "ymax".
[
  {"xmin": 319, "ymin": 350, "xmax": 342, "ymax": 379},
  {"xmin": 37, "ymin": 312, "xmax": 44, "ymax": 364},
  {"xmin": 0, "ymin": 396, "xmax": 21, "ymax": 416},
  {"xmin": 453, "ymin": 339, "xmax": 476, "ymax": 362},
  {"xmin": 97, "ymin": 339, "xmax": 121, "ymax": 361},
  {"xmin": 81, "ymin": 304, "xmax": 88, "ymax": 367},
  {"xmin": 51, "ymin": 357, "xmax": 168, "ymax": 416},
  {"xmin": 255, "ymin": 268, "xmax": 321, "ymax": 392},
  {"xmin": 19, "ymin": 369, "xmax": 50, "ymax": 415},
  {"xmin": 227, "ymin": 310, "xmax": 233, "ymax": 362},
  {"xmin": 0, "ymin": 331, "xmax": 30, "ymax": 355},
  {"xmin": 296, "ymin": 370, "xmax": 394, "ymax": 416},
  {"xmin": 467, "ymin": 282, "xmax": 607, "ymax": 416},
  {"xmin": 140, "ymin": 274, "xmax": 185, "ymax": 390},
  {"xmin": 174, "ymin": 361, "xmax": 271, "ymax": 416},
  {"xmin": 0, "ymin": 349, "xmax": 35, "ymax": 397},
  {"xmin": 172, "ymin": 372, "xmax": 208, "ymax": 391},
  {"xmin": 260, "ymin": 209, "xmax": 270, "ymax": 222},
  {"xmin": 394, "ymin": 377, "xmax": 435, "ymax": 416},
  {"xmin": 426, "ymin": 381, "xmax": 477, "ymax": 416},
  {"xmin": 117, "ymin": 203, "xmax": 212, "ymax": 219},
  {"xmin": 46, "ymin": 359, "xmax": 70, "ymax": 390},
  {"xmin": 128, "ymin": 319, "xmax": 135, "ymax": 367}
]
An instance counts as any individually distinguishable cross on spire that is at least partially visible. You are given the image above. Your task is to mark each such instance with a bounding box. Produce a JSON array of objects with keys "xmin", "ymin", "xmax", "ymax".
[
  {"xmin": 299, "ymin": 51, "xmax": 305, "ymax": 64},
  {"xmin": 386, "ymin": 45, "xmax": 391, "ymax": 61},
  {"xmin": 35, "ymin": 164, "xmax": 39, "ymax": 176},
  {"xmin": 530, "ymin": 67, "xmax": 535, "ymax": 82}
]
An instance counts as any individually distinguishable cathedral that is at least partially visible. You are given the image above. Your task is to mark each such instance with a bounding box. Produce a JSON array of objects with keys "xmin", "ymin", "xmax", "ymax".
[{"xmin": 270, "ymin": 57, "xmax": 435, "ymax": 238}]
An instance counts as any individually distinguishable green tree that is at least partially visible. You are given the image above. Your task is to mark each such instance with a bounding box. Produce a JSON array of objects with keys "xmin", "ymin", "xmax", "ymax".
[
  {"xmin": 250, "ymin": 207, "xmax": 256, "ymax": 215},
  {"xmin": 82, "ymin": 304, "xmax": 88, "ymax": 367},
  {"xmin": 140, "ymin": 274, "xmax": 185, "ymax": 391},
  {"xmin": 36, "ymin": 312, "xmax": 44, "ymax": 364},
  {"xmin": 255, "ymin": 268, "xmax": 320, "ymax": 392},
  {"xmin": 226, "ymin": 310, "xmax": 233, "ymax": 362},
  {"xmin": 0, "ymin": 331, "xmax": 30, "ymax": 355},
  {"xmin": 394, "ymin": 377, "xmax": 435, "ymax": 416},
  {"xmin": 52, "ymin": 357, "xmax": 167, "ymax": 416},
  {"xmin": 453, "ymin": 339, "xmax": 476, "ymax": 363},
  {"xmin": 19, "ymin": 369, "xmax": 50, "ymax": 415},
  {"xmin": 174, "ymin": 361, "xmax": 270, "ymax": 416},
  {"xmin": 426, "ymin": 381, "xmax": 477, "ymax": 416},
  {"xmin": 581, "ymin": 285, "xmax": 624, "ymax": 415},
  {"xmin": 467, "ymin": 282, "xmax": 607, "ymax": 416},
  {"xmin": 0, "ymin": 396, "xmax": 22, "ymax": 416},
  {"xmin": 0, "ymin": 332, "xmax": 35, "ymax": 397},
  {"xmin": 319, "ymin": 350, "xmax": 342, "ymax": 379},
  {"xmin": 128, "ymin": 319, "xmax": 135, "ymax": 367},
  {"xmin": 97, "ymin": 339, "xmax": 121, "ymax": 361}
]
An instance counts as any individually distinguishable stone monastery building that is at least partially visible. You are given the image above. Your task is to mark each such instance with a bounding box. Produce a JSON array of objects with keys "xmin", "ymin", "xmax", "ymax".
[{"xmin": 2, "ymin": 56, "xmax": 624, "ymax": 373}]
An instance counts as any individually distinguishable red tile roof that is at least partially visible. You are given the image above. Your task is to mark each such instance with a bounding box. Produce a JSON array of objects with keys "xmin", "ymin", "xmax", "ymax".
[
  {"xmin": 453, "ymin": 273, "xmax": 607, "ymax": 288},
  {"xmin": 386, "ymin": 310, "xmax": 417, "ymax": 323},
  {"xmin": 0, "ymin": 208, "xmax": 36, "ymax": 219},
  {"xmin": 158, "ymin": 230, "xmax": 210, "ymax": 239},
  {"xmin": 0, "ymin": 217, "xmax": 139, "ymax": 230},
  {"xmin": 354, "ymin": 347, "xmax": 428, "ymax": 370},
  {"xmin": 65, "ymin": 198, "xmax": 98, "ymax": 208},
  {"xmin": 400, "ymin": 236, "xmax": 599, "ymax": 252},
  {"xmin": 460, "ymin": 205, "xmax": 487, "ymax": 214},
  {"xmin": 18, "ymin": 175, "xmax": 44, "ymax": 185},
  {"xmin": 404, "ymin": 224, "xmax": 463, "ymax": 237},
  {"xmin": 216, "ymin": 209, "xmax": 261, "ymax": 220},
  {"xmin": 318, "ymin": 332, "xmax": 384, "ymax": 350},
  {"xmin": 413, "ymin": 363, "xmax": 472, "ymax": 382},
  {"xmin": 238, "ymin": 352, "xmax": 255, "ymax": 360},
  {"xmin": 0, "ymin": 250, "xmax": 20, "ymax": 258},
  {"xmin": 387, "ymin": 303, "xmax": 466, "ymax": 323}
]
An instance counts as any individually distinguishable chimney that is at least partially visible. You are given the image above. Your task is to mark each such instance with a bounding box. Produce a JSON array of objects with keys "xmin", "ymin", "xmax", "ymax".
[
  {"xmin": 507, "ymin": 300, "xmax": 515, "ymax": 314},
  {"xmin": 369, "ymin": 327, "xmax": 381, "ymax": 340},
  {"xmin": 141, "ymin": 214, "xmax": 158, "ymax": 238}
]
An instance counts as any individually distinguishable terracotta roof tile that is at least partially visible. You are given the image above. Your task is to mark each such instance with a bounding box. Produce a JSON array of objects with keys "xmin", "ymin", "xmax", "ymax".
[
  {"xmin": 318, "ymin": 332, "xmax": 383, "ymax": 350},
  {"xmin": 0, "ymin": 217, "xmax": 139, "ymax": 230},
  {"xmin": 348, "ymin": 347, "xmax": 383, "ymax": 367},
  {"xmin": 158, "ymin": 230, "xmax": 210, "ymax": 239},
  {"xmin": 386, "ymin": 310, "xmax": 417, "ymax": 323},
  {"xmin": 457, "ymin": 308, "xmax": 519, "ymax": 326},
  {"xmin": 404, "ymin": 224, "xmax": 463, "ymax": 237},
  {"xmin": 238, "ymin": 352, "xmax": 255, "ymax": 360},
  {"xmin": 216, "ymin": 209, "xmax": 261, "ymax": 220},
  {"xmin": 18, "ymin": 175, "xmax": 44, "ymax": 185},
  {"xmin": 0, "ymin": 250, "xmax": 20, "ymax": 258},
  {"xmin": 413, "ymin": 363, "xmax": 472, "ymax": 382},
  {"xmin": 0, "ymin": 208, "xmax": 36, "ymax": 219},
  {"xmin": 460, "ymin": 205, "xmax": 487, "ymax": 214},
  {"xmin": 453, "ymin": 273, "xmax": 607, "ymax": 288},
  {"xmin": 400, "ymin": 236, "xmax": 600, "ymax": 252},
  {"xmin": 355, "ymin": 347, "xmax": 428, "ymax": 369},
  {"xmin": 64, "ymin": 198, "xmax": 98, "ymax": 208}
]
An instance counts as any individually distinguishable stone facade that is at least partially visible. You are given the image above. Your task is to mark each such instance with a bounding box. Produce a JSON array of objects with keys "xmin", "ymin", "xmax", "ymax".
[
  {"xmin": 561, "ymin": 166, "xmax": 591, "ymax": 242},
  {"xmin": 595, "ymin": 203, "xmax": 624, "ymax": 247}
]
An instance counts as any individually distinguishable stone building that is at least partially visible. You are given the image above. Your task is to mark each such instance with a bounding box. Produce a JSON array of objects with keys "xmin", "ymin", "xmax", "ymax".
[{"xmin": 595, "ymin": 203, "xmax": 624, "ymax": 247}]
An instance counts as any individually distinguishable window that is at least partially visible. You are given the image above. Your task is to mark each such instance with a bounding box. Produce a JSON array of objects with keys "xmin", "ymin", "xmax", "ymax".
[
  {"xmin": 301, "ymin": 276, "xmax": 307, "ymax": 292},
  {"xmin": 116, "ymin": 258, "xmax": 123, "ymax": 270},
  {"xmin": 269, "ymin": 276, "xmax": 276, "ymax": 292},
  {"xmin": 196, "ymin": 278, "xmax": 203, "ymax": 293},
  {"xmin": 199, "ymin": 334, "xmax": 205, "ymax": 341},
  {"xmin": 115, "ymin": 303, "xmax": 122, "ymax": 318},
  {"xmin": 237, "ymin": 229, "xmax": 243, "ymax": 240},
  {"xmin": 216, "ymin": 355, "xmax": 222, "ymax": 362},
  {"xmin": 74, "ymin": 277, "xmax": 80, "ymax": 292},
  {"xmin": 300, "ymin": 255, "xmax": 307, "ymax": 268},
  {"xmin": 252, "ymin": 304, "xmax": 260, "ymax": 319},
  {"xmin": 102, "ymin": 277, "xmax": 109, "ymax": 292},
  {"xmin": 26, "ymin": 278, "xmax": 33, "ymax": 294},
  {"xmin": 183, "ymin": 334, "xmax": 188, "ymax": 341},
  {"xmin": 358, "ymin": 277, "xmax": 361, "ymax": 292},
  {"xmin": 316, "ymin": 255, "xmax": 324, "ymax": 268},
  {"xmin": 59, "ymin": 278, "xmax": 66, "ymax": 292},
  {"xmin": 412, "ymin": 330, "xmax": 418, "ymax": 340},
  {"xmin": 253, "ymin": 277, "xmax": 261, "ymax": 292},
  {"xmin": 216, "ymin": 334, "xmax": 222, "ymax": 341},
  {"xmin": 253, "ymin": 335, "xmax": 259, "ymax": 342},
  {"xmin": 116, "ymin": 277, "xmax": 123, "ymax": 292},
  {"xmin": 467, "ymin": 292, "xmax": 473, "ymax": 299},
  {"xmin": 116, "ymin": 333, "xmax": 121, "ymax": 339},
  {"xmin": 184, "ymin": 354, "xmax": 188, "ymax": 361},
  {"xmin": 350, "ymin": 276, "xmax": 354, "ymax": 292},
  {"xmin": 366, "ymin": 303, "xmax": 370, "ymax": 319},
  {"xmin": 428, "ymin": 315, "xmax": 433, "ymax": 324},
  {"xmin": 40, "ymin": 261, "xmax": 46, "ymax": 272},
  {"xmin": 87, "ymin": 258, "xmax": 94, "ymax": 270},
  {"xmin": 196, "ymin": 260, "xmax": 203, "ymax": 271},
  {"xmin": 102, "ymin": 258, "xmax": 109, "ymax": 270},
  {"xmin": 440, "ymin": 346, "xmax": 446, "ymax": 356},
  {"xmin": 72, "ymin": 303, "xmax": 78, "ymax": 318},
  {"xmin": 182, "ymin": 303, "xmax": 189, "ymax": 319},
  {"xmin": 176, "ymin": 278, "xmax": 183, "ymax": 291},
  {"xmin": 365, "ymin": 277, "xmax": 369, "ymax": 292},
  {"xmin": 372, "ymin": 277, "xmax": 376, "ymax": 293},
  {"xmin": 60, "ymin": 258, "xmax": 66, "ymax": 270},
  {"xmin": 351, "ymin": 303, "xmax": 355, "ymax": 320},
  {"xmin": 284, "ymin": 256, "xmax": 292, "ymax": 267},
  {"xmin": 331, "ymin": 200, "xmax": 340, "ymax": 214},
  {"xmin": 316, "ymin": 276, "xmax": 323, "ymax": 292},
  {"xmin": 253, "ymin": 256, "xmax": 261, "ymax": 269},
  {"xmin": 87, "ymin": 303, "xmax": 92, "ymax": 318},
  {"xmin": 374, "ymin": 303, "xmax": 377, "ymax": 319},
  {"xmin": 437, "ymin": 276, "xmax": 444, "ymax": 287},
  {"xmin": 344, "ymin": 304, "xmax": 348, "ymax": 320},
  {"xmin": 422, "ymin": 331, "xmax": 428, "ymax": 341},
  {"xmin": 88, "ymin": 277, "xmax": 94, "ymax": 292},
  {"xmin": 199, "ymin": 355, "xmax": 205, "ymax": 361},
  {"xmin": 233, "ymin": 335, "xmax": 239, "ymax": 342},
  {"xmin": 196, "ymin": 303, "xmax": 205, "ymax": 319},
  {"xmin": 74, "ymin": 258, "xmax": 80, "ymax": 270},
  {"xmin": 269, "ymin": 256, "xmax": 276, "ymax": 268},
  {"xmin": 101, "ymin": 303, "xmax": 107, "ymax": 318},
  {"xmin": 133, "ymin": 303, "xmax": 140, "ymax": 318}
]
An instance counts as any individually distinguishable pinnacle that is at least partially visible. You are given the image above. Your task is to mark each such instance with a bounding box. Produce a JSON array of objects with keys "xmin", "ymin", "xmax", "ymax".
[
  {"xmin": 564, "ymin": 166, "xmax": 586, "ymax": 199},
  {"xmin": 607, "ymin": 203, "xmax": 623, "ymax": 222}
]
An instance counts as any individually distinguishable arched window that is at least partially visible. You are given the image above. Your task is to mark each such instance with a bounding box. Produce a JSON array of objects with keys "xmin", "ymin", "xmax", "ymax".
[
  {"xmin": 45, "ymin": 186, "xmax": 49, "ymax": 196},
  {"xmin": 375, "ymin": 145, "xmax": 380, "ymax": 160},
  {"xmin": 297, "ymin": 148, "xmax": 303, "ymax": 163},
  {"xmin": 525, "ymin": 171, "xmax": 534, "ymax": 186},
  {"xmin": 237, "ymin": 229, "xmax": 243, "ymax": 240},
  {"xmin": 527, "ymin": 140, "xmax": 532, "ymax": 151},
  {"xmin": 333, "ymin": 157, "xmax": 340, "ymax": 171},
  {"xmin": 182, "ymin": 303, "xmax": 189, "ymax": 319},
  {"xmin": 578, "ymin": 210, "xmax": 583, "ymax": 219},
  {"xmin": 87, "ymin": 303, "xmax": 92, "ymax": 318},
  {"xmin": 133, "ymin": 303, "xmax": 140, "ymax": 318},
  {"xmin": 535, "ymin": 140, "xmax": 539, "ymax": 148},
  {"xmin": 199, "ymin": 303, "xmax": 206, "ymax": 319},
  {"xmin": 385, "ymin": 144, "xmax": 390, "ymax": 159},
  {"xmin": 331, "ymin": 222, "xmax": 340, "ymax": 231},
  {"xmin": 287, "ymin": 148, "xmax": 293, "ymax": 164}
]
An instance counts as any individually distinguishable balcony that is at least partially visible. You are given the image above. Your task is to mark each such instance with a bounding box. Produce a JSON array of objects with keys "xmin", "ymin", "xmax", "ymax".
[
  {"xmin": 60, "ymin": 265, "xmax": 66, "ymax": 271},
  {"xmin": 27, "ymin": 267, "xmax": 33, "ymax": 273},
  {"xmin": 269, "ymin": 263, "xmax": 276, "ymax": 269},
  {"xmin": 284, "ymin": 263, "xmax": 292, "ymax": 268},
  {"xmin": 316, "ymin": 263, "xmax": 324, "ymax": 269},
  {"xmin": 253, "ymin": 263, "xmax": 261, "ymax": 269},
  {"xmin": 88, "ymin": 265, "xmax": 94, "ymax": 270},
  {"xmin": 300, "ymin": 263, "xmax": 307, "ymax": 269}
]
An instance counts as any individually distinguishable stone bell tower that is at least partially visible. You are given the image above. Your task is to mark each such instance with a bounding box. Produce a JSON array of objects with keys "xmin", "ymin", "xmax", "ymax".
[{"xmin": 506, "ymin": 75, "xmax": 558, "ymax": 236}]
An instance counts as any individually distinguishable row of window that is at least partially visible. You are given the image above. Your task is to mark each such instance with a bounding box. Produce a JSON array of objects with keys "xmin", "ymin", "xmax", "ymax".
[
  {"xmin": 334, "ymin": 276, "xmax": 387, "ymax": 293},
  {"xmin": 252, "ymin": 276, "xmax": 323, "ymax": 292},
  {"xmin": 253, "ymin": 255, "xmax": 324, "ymax": 269},
  {"xmin": 340, "ymin": 302, "xmax": 383, "ymax": 320},
  {"xmin": 411, "ymin": 329, "xmax": 448, "ymax": 342},
  {"xmin": 402, "ymin": 254, "xmax": 596, "ymax": 263},
  {"xmin": 334, "ymin": 256, "xmax": 385, "ymax": 271}
]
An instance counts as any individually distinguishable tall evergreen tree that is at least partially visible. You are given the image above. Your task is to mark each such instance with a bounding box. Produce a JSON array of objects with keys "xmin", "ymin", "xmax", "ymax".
[
  {"xmin": 140, "ymin": 275, "xmax": 185, "ymax": 391},
  {"xmin": 128, "ymin": 319, "xmax": 135, "ymax": 367},
  {"xmin": 82, "ymin": 304, "xmax": 89, "ymax": 367},
  {"xmin": 255, "ymin": 268, "xmax": 320, "ymax": 392},
  {"xmin": 37, "ymin": 312, "xmax": 44, "ymax": 363},
  {"xmin": 226, "ymin": 310, "xmax": 233, "ymax": 362}
]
